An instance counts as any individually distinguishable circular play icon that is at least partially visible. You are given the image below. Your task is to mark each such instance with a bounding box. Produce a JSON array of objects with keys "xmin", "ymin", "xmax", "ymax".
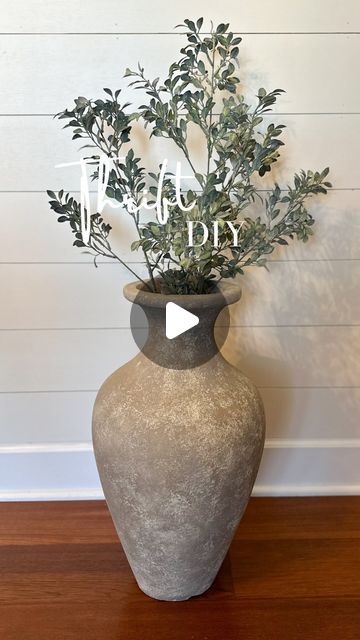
[
  {"xmin": 165, "ymin": 302, "xmax": 199, "ymax": 339},
  {"xmin": 125, "ymin": 281, "xmax": 240, "ymax": 370}
]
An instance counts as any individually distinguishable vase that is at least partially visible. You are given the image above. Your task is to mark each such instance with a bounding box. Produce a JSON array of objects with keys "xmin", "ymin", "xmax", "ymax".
[{"xmin": 92, "ymin": 280, "xmax": 265, "ymax": 601}]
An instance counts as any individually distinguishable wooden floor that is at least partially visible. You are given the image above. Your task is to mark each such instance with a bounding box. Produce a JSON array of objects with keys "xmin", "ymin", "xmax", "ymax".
[{"xmin": 0, "ymin": 498, "xmax": 359, "ymax": 639}]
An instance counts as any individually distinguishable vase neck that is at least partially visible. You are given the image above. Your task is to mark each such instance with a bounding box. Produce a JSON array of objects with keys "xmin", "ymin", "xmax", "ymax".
[
  {"xmin": 141, "ymin": 305, "xmax": 221, "ymax": 369},
  {"xmin": 124, "ymin": 280, "xmax": 242, "ymax": 370}
]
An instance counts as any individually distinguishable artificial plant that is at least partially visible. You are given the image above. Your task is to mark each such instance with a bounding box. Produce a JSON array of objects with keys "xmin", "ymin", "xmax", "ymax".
[{"xmin": 48, "ymin": 18, "xmax": 331, "ymax": 294}]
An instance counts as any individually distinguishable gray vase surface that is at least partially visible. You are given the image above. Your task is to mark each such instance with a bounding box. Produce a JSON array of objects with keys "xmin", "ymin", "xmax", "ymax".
[{"xmin": 92, "ymin": 281, "xmax": 265, "ymax": 601}]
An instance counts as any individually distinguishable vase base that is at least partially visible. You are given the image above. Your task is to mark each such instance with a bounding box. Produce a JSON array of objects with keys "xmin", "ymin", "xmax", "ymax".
[{"xmin": 137, "ymin": 580, "xmax": 213, "ymax": 602}]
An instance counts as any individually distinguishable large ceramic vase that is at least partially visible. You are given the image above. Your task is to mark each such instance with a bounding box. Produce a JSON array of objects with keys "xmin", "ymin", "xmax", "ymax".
[{"xmin": 92, "ymin": 280, "xmax": 265, "ymax": 601}]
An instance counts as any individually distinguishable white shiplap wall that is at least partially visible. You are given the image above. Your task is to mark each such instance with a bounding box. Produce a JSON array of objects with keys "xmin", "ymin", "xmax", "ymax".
[{"xmin": 0, "ymin": 1, "xmax": 359, "ymax": 500}]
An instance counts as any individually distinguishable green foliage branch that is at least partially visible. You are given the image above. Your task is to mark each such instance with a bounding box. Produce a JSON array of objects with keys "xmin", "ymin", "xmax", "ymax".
[{"xmin": 48, "ymin": 18, "xmax": 331, "ymax": 294}]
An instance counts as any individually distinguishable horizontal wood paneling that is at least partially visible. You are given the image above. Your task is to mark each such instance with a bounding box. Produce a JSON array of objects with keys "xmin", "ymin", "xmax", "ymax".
[
  {"xmin": 1, "ymin": 1, "xmax": 359, "ymax": 33},
  {"xmin": 0, "ymin": 392, "xmax": 95, "ymax": 445},
  {"xmin": 1, "ymin": 190, "xmax": 359, "ymax": 263},
  {"xmin": 223, "ymin": 326, "xmax": 360, "ymax": 388},
  {"xmin": 0, "ymin": 193, "xmax": 139, "ymax": 263},
  {"xmin": 0, "ymin": 387, "xmax": 359, "ymax": 446},
  {"xmin": 235, "ymin": 259, "xmax": 360, "ymax": 326},
  {"xmin": 260, "ymin": 387, "xmax": 360, "ymax": 440},
  {"xmin": 0, "ymin": 329, "xmax": 138, "ymax": 393},
  {"xmin": 1, "ymin": 260, "xmax": 359, "ymax": 329},
  {"xmin": 0, "ymin": 115, "xmax": 357, "ymax": 192},
  {"xmin": 1, "ymin": 35, "xmax": 359, "ymax": 113},
  {"xmin": 0, "ymin": 449, "xmax": 100, "ymax": 495},
  {"xmin": 268, "ymin": 190, "xmax": 360, "ymax": 261},
  {"xmin": 0, "ymin": 263, "xmax": 140, "ymax": 330},
  {"xmin": 0, "ymin": 327, "xmax": 359, "ymax": 393},
  {"xmin": 257, "ymin": 446, "xmax": 360, "ymax": 488}
]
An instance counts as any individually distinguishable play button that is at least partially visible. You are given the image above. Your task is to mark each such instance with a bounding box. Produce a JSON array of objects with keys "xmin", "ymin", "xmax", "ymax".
[
  {"xmin": 165, "ymin": 302, "xmax": 199, "ymax": 340},
  {"xmin": 126, "ymin": 280, "xmax": 235, "ymax": 370}
]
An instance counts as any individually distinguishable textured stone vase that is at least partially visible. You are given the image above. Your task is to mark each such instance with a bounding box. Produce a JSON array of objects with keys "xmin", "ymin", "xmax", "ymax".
[{"xmin": 92, "ymin": 281, "xmax": 265, "ymax": 601}]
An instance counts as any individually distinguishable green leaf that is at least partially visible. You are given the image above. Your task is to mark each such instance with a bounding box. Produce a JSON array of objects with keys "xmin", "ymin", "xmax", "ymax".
[
  {"xmin": 216, "ymin": 23, "xmax": 229, "ymax": 34},
  {"xmin": 198, "ymin": 59, "xmax": 206, "ymax": 75},
  {"xmin": 75, "ymin": 96, "xmax": 89, "ymax": 107},
  {"xmin": 184, "ymin": 19, "xmax": 196, "ymax": 32}
]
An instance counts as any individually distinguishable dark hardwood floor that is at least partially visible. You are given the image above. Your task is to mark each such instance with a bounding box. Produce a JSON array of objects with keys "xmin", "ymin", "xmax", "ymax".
[{"xmin": 0, "ymin": 497, "xmax": 359, "ymax": 639}]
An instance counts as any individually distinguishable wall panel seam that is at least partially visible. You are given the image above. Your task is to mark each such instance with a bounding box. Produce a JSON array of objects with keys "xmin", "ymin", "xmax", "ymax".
[
  {"xmin": 1, "ymin": 324, "xmax": 360, "ymax": 331},
  {"xmin": 1, "ymin": 32, "xmax": 360, "ymax": 36},
  {"xmin": 1, "ymin": 439, "xmax": 359, "ymax": 454},
  {"xmin": 1, "ymin": 188, "xmax": 359, "ymax": 193},
  {"xmin": 0, "ymin": 485, "xmax": 359, "ymax": 501},
  {"xmin": 1, "ymin": 386, "xmax": 359, "ymax": 394},
  {"xmin": 1, "ymin": 258, "xmax": 360, "ymax": 264}
]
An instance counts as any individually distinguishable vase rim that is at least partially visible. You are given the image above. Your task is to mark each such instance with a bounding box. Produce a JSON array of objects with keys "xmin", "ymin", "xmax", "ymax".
[{"xmin": 123, "ymin": 279, "xmax": 241, "ymax": 309}]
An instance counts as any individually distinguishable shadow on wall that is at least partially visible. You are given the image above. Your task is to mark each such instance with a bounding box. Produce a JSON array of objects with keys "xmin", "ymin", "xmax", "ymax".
[
  {"xmin": 217, "ymin": 321, "xmax": 294, "ymax": 439},
  {"xmin": 229, "ymin": 255, "xmax": 359, "ymax": 328},
  {"xmin": 217, "ymin": 294, "xmax": 360, "ymax": 482}
]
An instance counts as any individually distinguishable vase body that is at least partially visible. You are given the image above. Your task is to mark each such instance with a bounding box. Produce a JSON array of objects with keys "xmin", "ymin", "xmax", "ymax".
[{"xmin": 92, "ymin": 281, "xmax": 265, "ymax": 601}]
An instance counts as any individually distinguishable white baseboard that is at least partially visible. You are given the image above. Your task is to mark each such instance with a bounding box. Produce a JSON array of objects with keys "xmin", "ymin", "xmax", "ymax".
[
  {"xmin": 0, "ymin": 488, "xmax": 104, "ymax": 501},
  {"xmin": 1, "ymin": 438, "xmax": 359, "ymax": 455},
  {"xmin": 1, "ymin": 484, "xmax": 360, "ymax": 502},
  {"xmin": 252, "ymin": 484, "xmax": 360, "ymax": 497},
  {"xmin": 0, "ymin": 441, "xmax": 359, "ymax": 501}
]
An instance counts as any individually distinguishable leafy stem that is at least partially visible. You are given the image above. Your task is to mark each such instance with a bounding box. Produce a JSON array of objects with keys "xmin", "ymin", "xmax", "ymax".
[{"xmin": 48, "ymin": 17, "xmax": 331, "ymax": 295}]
